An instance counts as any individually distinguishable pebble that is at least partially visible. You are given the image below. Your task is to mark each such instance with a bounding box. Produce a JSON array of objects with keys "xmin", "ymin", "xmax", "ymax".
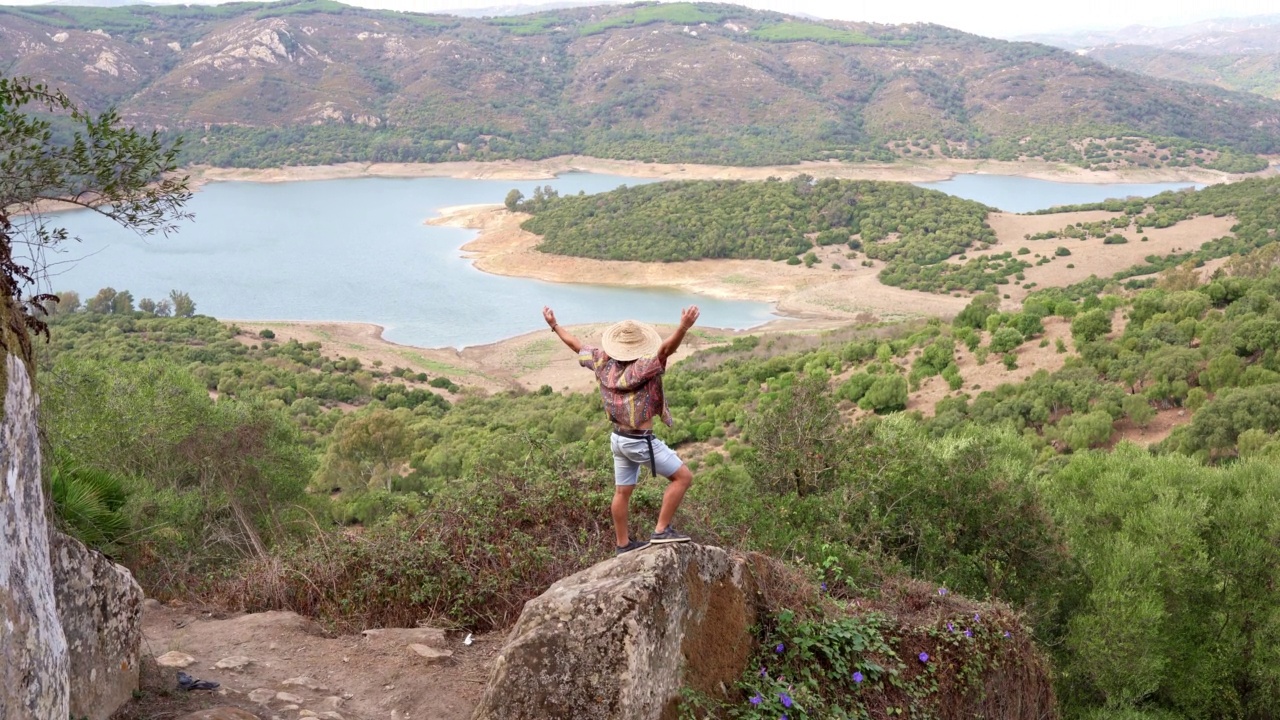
[
  {"xmin": 173, "ymin": 709, "xmax": 257, "ymax": 720},
  {"xmin": 322, "ymin": 696, "xmax": 345, "ymax": 709},
  {"xmin": 275, "ymin": 691, "xmax": 305, "ymax": 704}
]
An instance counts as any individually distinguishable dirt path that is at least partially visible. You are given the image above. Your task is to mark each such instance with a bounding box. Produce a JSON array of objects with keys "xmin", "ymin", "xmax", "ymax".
[{"xmin": 124, "ymin": 603, "xmax": 498, "ymax": 720}]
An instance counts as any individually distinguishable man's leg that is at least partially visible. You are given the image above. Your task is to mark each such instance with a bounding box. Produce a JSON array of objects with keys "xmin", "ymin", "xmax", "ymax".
[
  {"xmin": 611, "ymin": 485, "xmax": 636, "ymax": 547},
  {"xmin": 654, "ymin": 464, "xmax": 692, "ymax": 535}
]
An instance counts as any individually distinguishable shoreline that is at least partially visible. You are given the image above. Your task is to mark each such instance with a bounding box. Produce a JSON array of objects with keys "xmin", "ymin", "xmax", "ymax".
[{"xmin": 190, "ymin": 155, "xmax": 1251, "ymax": 187}]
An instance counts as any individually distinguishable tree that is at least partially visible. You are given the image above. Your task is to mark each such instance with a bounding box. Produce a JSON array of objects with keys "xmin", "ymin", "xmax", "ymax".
[
  {"xmin": 504, "ymin": 188, "xmax": 524, "ymax": 211},
  {"xmin": 169, "ymin": 290, "xmax": 196, "ymax": 318},
  {"xmin": 748, "ymin": 374, "xmax": 853, "ymax": 496},
  {"xmin": 111, "ymin": 289, "xmax": 135, "ymax": 315},
  {"xmin": 1, "ymin": 76, "xmax": 190, "ymax": 340},
  {"xmin": 1072, "ymin": 309, "xmax": 1113, "ymax": 343},
  {"xmin": 86, "ymin": 287, "xmax": 118, "ymax": 314}
]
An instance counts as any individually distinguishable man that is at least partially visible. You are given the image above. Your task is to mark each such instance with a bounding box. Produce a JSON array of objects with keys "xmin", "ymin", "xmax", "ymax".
[{"xmin": 543, "ymin": 305, "xmax": 700, "ymax": 555}]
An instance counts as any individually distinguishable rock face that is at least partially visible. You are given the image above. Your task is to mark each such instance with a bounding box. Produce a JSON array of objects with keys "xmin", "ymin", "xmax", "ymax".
[
  {"xmin": 50, "ymin": 530, "xmax": 144, "ymax": 720},
  {"xmin": 472, "ymin": 544, "xmax": 761, "ymax": 720},
  {"xmin": 0, "ymin": 355, "xmax": 71, "ymax": 720}
]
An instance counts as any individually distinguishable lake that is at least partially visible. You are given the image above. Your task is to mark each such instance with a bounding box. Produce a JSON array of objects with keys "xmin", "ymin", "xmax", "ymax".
[
  {"xmin": 44, "ymin": 171, "xmax": 1205, "ymax": 347},
  {"xmin": 914, "ymin": 174, "xmax": 1201, "ymax": 213}
]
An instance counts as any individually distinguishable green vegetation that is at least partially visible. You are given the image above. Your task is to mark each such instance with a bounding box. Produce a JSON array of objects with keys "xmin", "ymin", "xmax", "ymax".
[
  {"xmin": 578, "ymin": 2, "xmax": 725, "ymax": 35},
  {"xmin": 750, "ymin": 21, "xmax": 880, "ymax": 45},
  {"xmin": 521, "ymin": 176, "xmax": 1015, "ymax": 291},
  {"xmin": 5, "ymin": 3, "xmax": 1279, "ymax": 168}
]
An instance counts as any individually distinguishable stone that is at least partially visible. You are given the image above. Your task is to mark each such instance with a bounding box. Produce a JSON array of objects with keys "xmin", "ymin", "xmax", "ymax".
[
  {"xmin": 0, "ymin": 355, "xmax": 71, "ymax": 719},
  {"xmin": 248, "ymin": 687, "xmax": 276, "ymax": 704},
  {"xmin": 174, "ymin": 709, "xmax": 258, "ymax": 720},
  {"xmin": 409, "ymin": 643, "xmax": 453, "ymax": 664},
  {"xmin": 156, "ymin": 651, "xmax": 197, "ymax": 668},
  {"xmin": 52, "ymin": 530, "xmax": 144, "ymax": 720},
  {"xmin": 143, "ymin": 598, "xmax": 163, "ymax": 611},
  {"xmin": 361, "ymin": 626, "xmax": 448, "ymax": 648},
  {"xmin": 298, "ymin": 712, "xmax": 318, "ymax": 718},
  {"xmin": 282, "ymin": 675, "xmax": 329, "ymax": 691},
  {"xmin": 473, "ymin": 543, "xmax": 761, "ymax": 720},
  {"xmin": 321, "ymin": 695, "xmax": 345, "ymax": 709},
  {"xmin": 213, "ymin": 655, "xmax": 255, "ymax": 670},
  {"xmin": 317, "ymin": 713, "xmax": 345, "ymax": 720},
  {"xmin": 275, "ymin": 691, "xmax": 305, "ymax": 704}
]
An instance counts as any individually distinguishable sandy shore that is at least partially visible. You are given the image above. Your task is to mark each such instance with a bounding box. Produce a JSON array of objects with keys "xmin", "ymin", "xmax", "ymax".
[{"xmin": 191, "ymin": 155, "xmax": 1251, "ymax": 186}]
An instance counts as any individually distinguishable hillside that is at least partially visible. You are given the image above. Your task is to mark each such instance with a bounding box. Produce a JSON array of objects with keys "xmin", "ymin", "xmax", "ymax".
[
  {"xmin": 2, "ymin": 0, "xmax": 1279, "ymax": 168},
  {"xmin": 1027, "ymin": 15, "xmax": 1280, "ymax": 101}
]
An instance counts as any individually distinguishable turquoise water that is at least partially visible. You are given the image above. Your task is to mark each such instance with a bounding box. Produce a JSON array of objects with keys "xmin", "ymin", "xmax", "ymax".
[
  {"xmin": 46, "ymin": 174, "xmax": 777, "ymax": 348},
  {"xmin": 45, "ymin": 171, "xmax": 1206, "ymax": 347},
  {"xmin": 914, "ymin": 174, "xmax": 1202, "ymax": 213}
]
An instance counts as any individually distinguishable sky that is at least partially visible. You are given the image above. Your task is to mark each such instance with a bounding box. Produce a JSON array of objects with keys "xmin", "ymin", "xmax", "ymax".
[{"xmin": 1, "ymin": 0, "xmax": 1278, "ymax": 38}]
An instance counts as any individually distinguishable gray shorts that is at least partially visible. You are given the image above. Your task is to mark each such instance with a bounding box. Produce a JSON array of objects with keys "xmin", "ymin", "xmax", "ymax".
[{"xmin": 610, "ymin": 432, "xmax": 684, "ymax": 486}]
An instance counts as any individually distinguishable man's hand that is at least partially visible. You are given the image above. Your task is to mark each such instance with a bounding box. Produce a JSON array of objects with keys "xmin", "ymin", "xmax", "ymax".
[
  {"xmin": 543, "ymin": 306, "xmax": 558, "ymax": 329},
  {"xmin": 679, "ymin": 306, "xmax": 700, "ymax": 330}
]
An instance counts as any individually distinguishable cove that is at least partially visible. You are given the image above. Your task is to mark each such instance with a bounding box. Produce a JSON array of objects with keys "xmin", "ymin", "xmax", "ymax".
[
  {"xmin": 44, "ymin": 173, "xmax": 777, "ymax": 349},
  {"xmin": 914, "ymin": 174, "xmax": 1202, "ymax": 213}
]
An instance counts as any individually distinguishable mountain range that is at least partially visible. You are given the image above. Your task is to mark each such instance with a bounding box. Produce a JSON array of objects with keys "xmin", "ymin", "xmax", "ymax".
[
  {"xmin": 3, "ymin": 0, "xmax": 1279, "ymax": 168},
  {"xmin": 1025, "ymin": 15, "xmax": 1280, "ymax": 100}
]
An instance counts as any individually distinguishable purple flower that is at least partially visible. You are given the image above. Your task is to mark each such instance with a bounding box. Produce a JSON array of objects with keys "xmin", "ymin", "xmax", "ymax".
[
  {"xmin": 760, "ymin": 667, "xmax": 768, "ymax": 677},
  {"xmin": 750, "ymin": 694, "xmax": 762, "ymax": 706},
  {"xmin": 775, "ymin": 643, "xmax": 785, "ymax": 654},
  {"xmin": 821, "ymin": 582, "xmax": 828, "ymax": 592},
  {"xmin": 781, "ymin": 716, "xmax": 788, "ymax": 720},
  {"xmin": 938, "ymin": 587, "xmax": 948, "ymax": 596},
  {"xmin": 1003, "ymin": 631, "xmax": 1011, "ymax": 638},
  {"xmin": 852, "ymin": 671, "xmax": 865, "ymax": 683},
  {"xmin": 947, "ymin": 622, "xmax": 955, "ymax": 632},
  {"xmin": 974, "ymin": 613, "xmax": 981, "ymax": 622},
  {"xmin": 919, "ymin": 652, "xmax": 930, "ymax": 663},
  {"xmin": 964, "ymin": 629, "xmax": 973, "ymax": 638},
  {"xmin": 780, "ymin": 693, "xmax": 793, "ymax": 708}
]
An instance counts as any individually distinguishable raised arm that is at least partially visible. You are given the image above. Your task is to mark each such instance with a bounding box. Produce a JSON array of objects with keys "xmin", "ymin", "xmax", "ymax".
[
  {"xmin": 658, "ymin": 306, "xmax": 700, "ymax": 361},
  {"xmin": 544, "ymin": 306, "xmax": 583, "ymax": 353}
]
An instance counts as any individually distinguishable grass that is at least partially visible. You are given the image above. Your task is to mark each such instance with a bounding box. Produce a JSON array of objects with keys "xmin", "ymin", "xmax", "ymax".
[
  {"xmin": 487, "ymin": 14, "xmax": 566, "ymax": 36},
  {"xmin": 751, "ymin": 22, "xmax": 881, "ymax": 46},
  {"xmin": 579, "ymin": 2, "xmax": 726, "ymax": 36}
]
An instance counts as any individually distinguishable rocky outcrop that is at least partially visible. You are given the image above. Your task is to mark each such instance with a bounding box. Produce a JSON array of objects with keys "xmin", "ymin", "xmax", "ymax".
[
  {"xmin": 51, "ymin": 531, "xmax": 144, "ymax": 720},
  {"xmin": 472, "ymin": 543, "xmax": 760, "ymax": 720},
  {"xmin": 0, "ymin": 355, "xmax": 71, "ymax": 720}
]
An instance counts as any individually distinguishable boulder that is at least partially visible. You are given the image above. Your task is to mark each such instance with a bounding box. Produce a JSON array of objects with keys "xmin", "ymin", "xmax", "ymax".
[
  {"xmin": 472, "ymin": 543, "xmax": 761, "ymax": 720},
  {"xmin": 409, "ymin": 644, "xmax": 453, "ymax": 664},
  {"xmin": 51, "ymin": 530, "xmax": 144, "ymax": 720},
  {"xmin": 0, "ymin": 356, "xmax": 70, "ymax": 720}
]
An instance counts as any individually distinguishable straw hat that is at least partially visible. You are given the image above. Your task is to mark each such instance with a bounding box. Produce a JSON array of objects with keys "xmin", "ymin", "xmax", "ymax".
[{"xmin": 601, "ymin": 320, "xmax": 662, "ymax": 361}]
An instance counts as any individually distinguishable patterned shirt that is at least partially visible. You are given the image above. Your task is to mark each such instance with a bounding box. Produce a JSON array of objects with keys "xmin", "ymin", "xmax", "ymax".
[{"xmin": 578, "ymin": 346, "xmax": 673, "ymax": 428}]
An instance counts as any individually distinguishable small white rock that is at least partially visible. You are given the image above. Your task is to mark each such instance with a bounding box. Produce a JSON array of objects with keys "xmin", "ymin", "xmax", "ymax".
[
  {"xmin": 213, "ymin": 655, "xmax": 254, "ymax": 670},
  {"xmin": 318, "ymin": 713, "xmax": 345, "ymax": 720},
  {"xmin": 298, "ymin": 712, "xmax": 318, "ymax": 719},
  {"xmin": 322, "ymin": 696, "xmax": 345, "ymax": 709},
  {"xmin": 275, "ymin": 691, "xmax": 305, "ymax": 704},
  {"xmin": 283, "ymin": 676, "xmax": 329, "ymax": 691},
  {"xmin": 248, "ymin": 687, "xmax": 276, "ymax": 704},
  {"xmin": 155, "ymin": 651, "xmax": 195, "ymax": 668}
]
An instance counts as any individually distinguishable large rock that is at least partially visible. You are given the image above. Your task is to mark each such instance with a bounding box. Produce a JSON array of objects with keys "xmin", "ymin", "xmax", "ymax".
[
  {"xmin": 0, "ymin": 355, "xmax": 71, "ymax": 720},
  {"xmin": 50, "ymin": 530, "xmax": 144, "ymax": 720},
  {"xmin": 472, "ymin": 544, "xmax": 761, "ymax": 720}
]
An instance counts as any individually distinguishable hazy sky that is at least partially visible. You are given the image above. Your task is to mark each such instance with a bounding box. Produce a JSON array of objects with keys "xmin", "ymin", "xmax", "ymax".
[{"xmin": 2, "ymin": 0, "xmax": 1278, "ymax": 38}]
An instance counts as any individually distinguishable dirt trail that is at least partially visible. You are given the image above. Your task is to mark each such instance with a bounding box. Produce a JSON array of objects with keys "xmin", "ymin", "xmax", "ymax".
[{"xmin": 125, "ymin": 603, "xmax": 498, "ymax": 720}]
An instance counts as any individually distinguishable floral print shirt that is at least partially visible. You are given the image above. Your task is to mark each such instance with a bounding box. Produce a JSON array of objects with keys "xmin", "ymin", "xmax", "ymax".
[{"xmin": 578, "ymin": 346, "xmax": 673, "ymax": 428}]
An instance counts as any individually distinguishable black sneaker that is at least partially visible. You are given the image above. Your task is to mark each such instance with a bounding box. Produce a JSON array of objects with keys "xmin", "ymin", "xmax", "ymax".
[
  {"xmin": 616, "ymin": 538, "xmax": 650, "ymax": 555},
  {"xmin": 650, "ymin": 526, "xmax": 690, "ymax": 544}
]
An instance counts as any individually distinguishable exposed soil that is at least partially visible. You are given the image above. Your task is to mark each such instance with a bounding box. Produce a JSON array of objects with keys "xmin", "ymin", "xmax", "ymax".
[
  {"xmin": 190, "ymin": 156, "xmax": 1243, "ymax": 186},
  {"xmin": 115, "ymin": 602, "xmax": 499, "ymax": 720}
]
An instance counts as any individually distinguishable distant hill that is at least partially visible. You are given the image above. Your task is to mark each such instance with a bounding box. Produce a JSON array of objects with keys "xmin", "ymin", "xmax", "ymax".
[
  {"xmin": 2, "ymin": 0, "xmax": 1279, "ymax": 168},
  {"xmin": 1026, "ymin": 15, "xmax": 1280, "ymax": 101}
]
